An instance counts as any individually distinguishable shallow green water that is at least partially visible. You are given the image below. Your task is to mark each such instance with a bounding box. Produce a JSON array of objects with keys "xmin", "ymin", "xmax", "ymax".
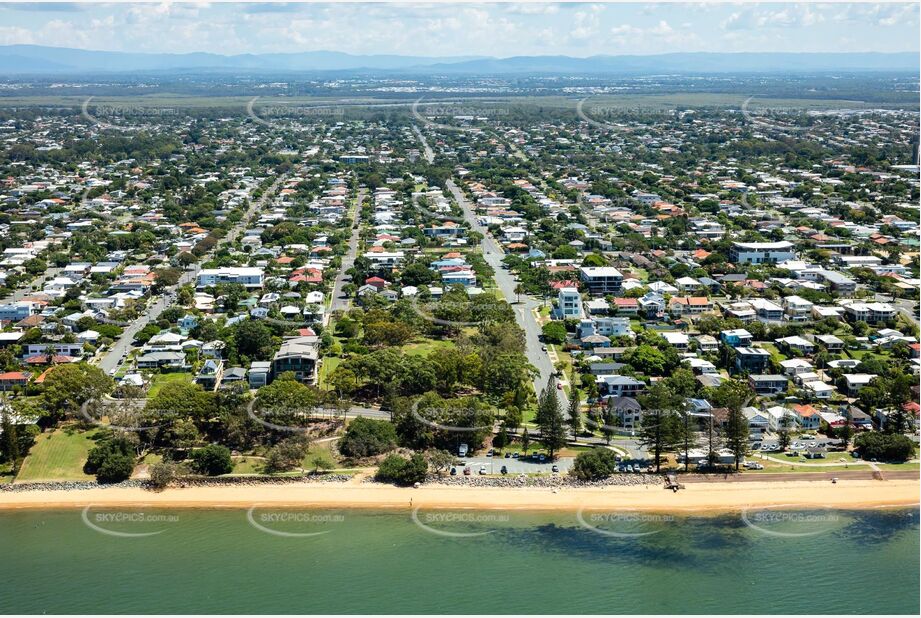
[{"xmin": 0, "ymin": 507, "xmax": 917, "ymax": 614}]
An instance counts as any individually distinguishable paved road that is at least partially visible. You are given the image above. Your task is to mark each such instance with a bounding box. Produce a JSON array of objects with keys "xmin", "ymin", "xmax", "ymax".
[
  {"xmin": 458, "ymin": 455, "xmax": 574, "ymax": 475},
  {"xmin": 413, "ymin": 125, "xmax": 436, "ymax": 164},
  {"xmin": 877, "ymin": 295, "xmax": 918, "ymax": 327},
  {"xmin": 1, "ymin": 267, "xmax": 64, "ymax": 304},
  {"xmin": 445, "ymin": 177, "xmax": 560, "ymax": 404},
  {"xmin": 328, "ymin": 188, "xmax": 366, "ymax": 316},
  {"xmin": 97, "ymin": 173, "xmax": 290, "ymax": 375}
]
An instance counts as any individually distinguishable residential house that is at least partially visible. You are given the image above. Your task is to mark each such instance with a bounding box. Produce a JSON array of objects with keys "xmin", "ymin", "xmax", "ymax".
[
  {"xmin": 272, "ymin": 336, "xmax": 320, "ymax": 384},
  {"xmin": 196, "ymin": 359, "xmax": 225, "ymax": 391},
  {"xmin": 596, "ymin": 375, "xmax": 646, "ymax": 398},
  {"xmin": 0, "ymin": 371, "xmax": 31, "ymax": 392},
  {"xmin": 721, "ymin": 329, "xmax": 753, "ymax": 347},
  {"xmin": 249, "ymin": 361, "xmax": 271, "ymax": 388},
  {"xmin": 748, "ymin": 374, "xmax": 789, "ymax": 395},
  {"xmin": 734, "ymin": 347, "xmax": 771, "ymax": 375}
]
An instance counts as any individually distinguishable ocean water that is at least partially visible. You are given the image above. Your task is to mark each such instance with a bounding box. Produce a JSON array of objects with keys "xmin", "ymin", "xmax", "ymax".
[{"xmin": 0, "ymin": 506, "xmax": 917, "ymax": 614}]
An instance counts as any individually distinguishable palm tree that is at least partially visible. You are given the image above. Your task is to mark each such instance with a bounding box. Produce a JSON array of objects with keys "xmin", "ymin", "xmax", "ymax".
[{"xmin": 514, "ymin": 283, "xmax": 524, "ymax": 304}]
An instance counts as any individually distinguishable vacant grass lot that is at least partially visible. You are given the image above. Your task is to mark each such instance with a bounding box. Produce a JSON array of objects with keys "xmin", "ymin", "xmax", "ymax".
[
  {"xmin": 16, "ymin": 427, "xmax": 107, "ymax": 482},
  {"xmin": 147, "ymin": 372, "xmax": 195, "ymax": 398},
  {"xmin": 402, "ymin": 338, "xmax": 455, "ymax": 356}
]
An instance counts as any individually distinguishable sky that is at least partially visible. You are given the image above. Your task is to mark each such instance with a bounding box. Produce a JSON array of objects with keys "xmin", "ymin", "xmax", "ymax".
[{"xmin": 0, "ymin": 2, "xmax": 918, "ymax": 57}]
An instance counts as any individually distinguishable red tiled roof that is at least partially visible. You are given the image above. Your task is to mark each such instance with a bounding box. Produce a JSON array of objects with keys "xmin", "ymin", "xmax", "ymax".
[{"xmin": 0, "ymin": 371, "xmax": 30, "ymax": 381}]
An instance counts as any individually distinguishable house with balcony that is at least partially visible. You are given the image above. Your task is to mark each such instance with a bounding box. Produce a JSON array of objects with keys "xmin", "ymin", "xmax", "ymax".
[
  {"xmin": 749, "ymin": 298, "xmax": 784, "ymax": 321},
  {"xmin": 748, "ymin": 374, "xmax": 789, "ymax": 395},
  {"xmin": 790, "ymin": 404, "xmax": 823, "ymax": 430},
  {"xmin": 578, "ymin": 317, "xmax": 630, "ymax": 339},
  {"xmin": 814, "ymin": 334, "xmax": 844, "ymax": 352},
  {"xmin": 271, "ymin": 335, "xmax": 320, "ymax": 384},
  {"xmin": 669, "ymin": 296, "xmax": 713, "ymax": 316},
  {"xmin": 734, "ymin": 347, "xmax": 771, "ymax": 375},
  {"xmin": 249, "ymin": 361, "xmax": 271, "ymax": 388},
  {"xmin": 557, "ymin": 287, "xmax": 584, "ymax": 319},
  {"xmin": 579, "ymin": 266, "xmax": 623, "ymax": 295},
  {"xmin": 721, "ymin": 329, "xmax": 753, "ymax": 347},
  {"xmin": 695, "ymin": 335, "xmax": 719, "ymax": 353},
  {"xmin": 844, "ymin": 302, "xmax": 896, "ymax": 325},
  {"xmin": 638, "ymin": 292, "xmax": 666, "ymax": 319},
  {"xmin": 596, "ymin": 375, "xmax": 646, "ymax": 398},
  {"xmin": 783, "ymin": 295, "xmax": 814, "ymax": 321},
  {"xmin": 196, "ymin": 359, "xmax": 225, "ymax": 391},
  {"xmin": 612, "ymin": 297, "xmax": 639, "ymax": 315}
]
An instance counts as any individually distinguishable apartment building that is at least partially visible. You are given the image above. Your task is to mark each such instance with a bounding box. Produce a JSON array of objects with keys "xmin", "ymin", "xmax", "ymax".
[
  {"xmin": 196, "ymin": 267, "xmax": 265, "ymax": 289},
  {"xmin": 579, "ymin": 266, "xmax": 623, "ymax": 295},
  {"xmin": 729, "ymin": 241, "xmax": 796, "ymax": 264}
]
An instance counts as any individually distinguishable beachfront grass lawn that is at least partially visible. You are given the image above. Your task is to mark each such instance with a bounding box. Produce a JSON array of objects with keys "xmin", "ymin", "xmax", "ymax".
[
  {"xmin": 147, "ymin": 371, "xmax": 195, "ymax": 399},
  {"xmin": 302, "ymin": 440, "xmax": 342, "ymax": 471},
  {"xmin": 230, "ymin": 455, "xmax": 266, "ymax": 475},
  {"xmin": 16, "ymin": 427, "xmax": 108, "ymax": 482},
  {"xmin": 140, "ymin": 453, "xmax": 163, "ymax": 466}
]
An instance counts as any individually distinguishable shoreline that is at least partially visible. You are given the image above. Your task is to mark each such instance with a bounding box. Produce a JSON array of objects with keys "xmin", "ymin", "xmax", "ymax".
[{"xmin": 1, "ymin": 477, "xmax": 918, "ymax": 514}]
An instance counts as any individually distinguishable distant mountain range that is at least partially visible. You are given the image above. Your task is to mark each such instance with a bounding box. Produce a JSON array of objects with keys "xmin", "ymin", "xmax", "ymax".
[{"xmin": 0, "ymin": 45, "xmax": 917, "ymax": 75}]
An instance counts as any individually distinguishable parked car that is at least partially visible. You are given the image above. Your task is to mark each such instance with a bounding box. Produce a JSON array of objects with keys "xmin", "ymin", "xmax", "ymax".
[
  {"xmin": 551, "ymin": 465, "xmax": 559, "ymax": 473},
  {"xmin": 512, "ymin": 453, "xmax": 519, "ymax": 459},
  {"xmin": 504, "ymin": 452, "xmax": 511, "ymax": 458},
  {"xmin": 478, "ymin": 466, "xmax": 487, "ymax": 475},
  {"xmin": 463, "ymin": 466, "xmax": 471, "ymax": 476},
  {"xmin": 450, "ymin": 467, "xmax": 457, "ymax": 476},
  {"xmin": 500, "ymin": 466, "xmax": 508, "ymax": 475}
]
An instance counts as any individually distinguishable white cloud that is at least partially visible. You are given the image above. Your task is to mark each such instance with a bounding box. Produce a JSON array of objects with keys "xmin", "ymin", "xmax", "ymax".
[{"xmin": 650, "ymin": 21, "xmax": 674, "ymax": 35}]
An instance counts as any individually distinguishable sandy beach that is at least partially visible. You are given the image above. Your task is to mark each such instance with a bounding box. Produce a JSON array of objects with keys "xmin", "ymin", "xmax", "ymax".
[{"xmin": 1, "ymin": 477, "xmax": 918, "ymax": 513}]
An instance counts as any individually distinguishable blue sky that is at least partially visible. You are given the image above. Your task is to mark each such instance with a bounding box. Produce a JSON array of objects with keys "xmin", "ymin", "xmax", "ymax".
[{"xmin": 0, "ymin": 2, "xmax": 917, "ymax": 57}]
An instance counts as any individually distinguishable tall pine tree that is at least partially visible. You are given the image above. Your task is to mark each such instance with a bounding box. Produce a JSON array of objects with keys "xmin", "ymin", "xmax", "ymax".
[{"xmin": 536, "ymin": 377, "xmax": 567, "ymax": 459}]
